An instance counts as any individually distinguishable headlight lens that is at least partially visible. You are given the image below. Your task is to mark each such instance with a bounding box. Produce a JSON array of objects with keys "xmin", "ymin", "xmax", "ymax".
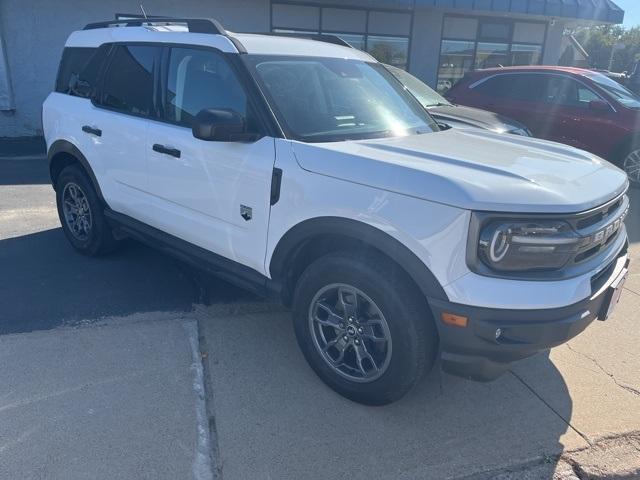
[
  {"xmin": 509, "ymin": 127, "xmax": 532, "ymax": 137},
  {"xmin": 478, "ymin": 220, "xmax": 580, "ymax": 272}
]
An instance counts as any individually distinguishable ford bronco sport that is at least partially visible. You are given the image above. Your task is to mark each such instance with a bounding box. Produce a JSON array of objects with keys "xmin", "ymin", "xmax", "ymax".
[{"xmin": 43, "ymin": 17, "xmax": 630, "ymax": 405}]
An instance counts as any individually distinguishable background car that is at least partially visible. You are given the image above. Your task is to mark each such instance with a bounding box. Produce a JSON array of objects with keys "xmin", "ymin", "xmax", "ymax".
[
  {"xmin": 445, "ymin": 66, "xmax": 640, "ymax": 185},
  {"xmin": 385, "ymin": 65, "xmax": 530, "ymax": 136}
]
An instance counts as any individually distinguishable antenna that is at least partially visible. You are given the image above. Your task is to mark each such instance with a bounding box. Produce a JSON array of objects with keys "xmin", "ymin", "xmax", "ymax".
[{"xmin": 139, "ymin": 4, "xmax": 148, "ymax": 19}]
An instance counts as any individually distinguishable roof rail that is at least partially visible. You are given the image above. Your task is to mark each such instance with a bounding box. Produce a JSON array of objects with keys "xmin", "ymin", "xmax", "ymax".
[
  {"xmin": 263, "ymin": 32, "xmax": 355, "ymax": 48},
  {"xmin": 83, "ymin": 16, "xmax": 227, "ymax": 35}
]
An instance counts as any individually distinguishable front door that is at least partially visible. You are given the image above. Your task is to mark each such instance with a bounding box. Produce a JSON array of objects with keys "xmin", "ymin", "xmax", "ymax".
[{"xmin": 145, "ymin": 46, "xmax": 275, "ymax": 275}]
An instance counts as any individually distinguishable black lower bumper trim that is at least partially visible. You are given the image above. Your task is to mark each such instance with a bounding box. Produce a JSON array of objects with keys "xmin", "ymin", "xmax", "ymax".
[{"xmin": 429, "ymin": 256, "xmax": 630, "ymax": 381}]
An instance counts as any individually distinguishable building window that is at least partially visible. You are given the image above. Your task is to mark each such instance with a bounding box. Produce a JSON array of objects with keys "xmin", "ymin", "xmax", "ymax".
[
  {"xmin": 366, "ymin": 36, "xmax": 409, "ymax": 69},
  {"xmin": 271, "ymin": 3, "xmax": 412, "ymax": 70},
  {"xmin": 437, "ymin": 16, "xmax": 546, "ymax": 93}
]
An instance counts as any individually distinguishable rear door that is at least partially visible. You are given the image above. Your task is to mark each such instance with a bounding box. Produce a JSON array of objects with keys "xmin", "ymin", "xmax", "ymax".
[
  {"xmin": 144, "ymin": 46, "xmax": 276, "ymax": 275},
  {"xmin": 91, "ymin": 44, "xmax": 161, "ymax": 218}
]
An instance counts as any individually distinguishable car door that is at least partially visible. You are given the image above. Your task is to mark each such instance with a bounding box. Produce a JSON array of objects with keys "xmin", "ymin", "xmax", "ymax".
[
  {"xmin": 90, "ymin": 44, "xmax": 161, "ymax": 218},
  {"xmin": 540, "ymin": 75, "xmax": 619, "ymax": 158},
  {"xmin": 144, "ymin": 46, "xmax": 276, "ymax": 275}
]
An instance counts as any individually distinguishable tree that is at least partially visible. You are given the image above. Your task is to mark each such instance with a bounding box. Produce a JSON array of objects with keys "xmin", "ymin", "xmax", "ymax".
[{"xmin": 573, "ymin": 24, "xmax": 640, "ymax": 73}]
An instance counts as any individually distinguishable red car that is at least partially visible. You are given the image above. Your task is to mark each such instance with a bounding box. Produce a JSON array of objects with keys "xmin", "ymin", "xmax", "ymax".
[{"xmin": 445, "ymin": 66, "xmax": 640, "ymax": 185}]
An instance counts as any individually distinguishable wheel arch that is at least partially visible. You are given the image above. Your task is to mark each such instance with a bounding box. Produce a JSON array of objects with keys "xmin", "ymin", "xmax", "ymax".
[
  {"xmin": 47, "ymin": 139, "xmax": 106, "ymax": 205},
  {"xmin": 612, "ymin": 132, "xmax": 640, "ymax": 165},
  {"xmin": 269, "ymin": 217, "xmax": 448, "ymax": 307}
]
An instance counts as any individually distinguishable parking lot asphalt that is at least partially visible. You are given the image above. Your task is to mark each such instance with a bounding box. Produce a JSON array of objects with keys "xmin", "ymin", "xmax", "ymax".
[{"xmin": 1, "ymin": 156, "xmax": 639, "ymax": 479}]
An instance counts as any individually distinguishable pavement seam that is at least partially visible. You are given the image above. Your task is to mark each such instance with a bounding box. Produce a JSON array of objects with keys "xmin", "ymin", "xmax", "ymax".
[
  {"xmin": 194, "ymin": 317, "xmax": 224, "ymax": 480},
  {"xmin": 565, "ymin": 343, "xmax": 640, "ymax": 398},
  {"xmin": 508, "ymin": 369, "xmax": 593, "ymax": 446},
  {"xmin": 184, "ymin": 321, "xmax": 216, "ymax": 480}
]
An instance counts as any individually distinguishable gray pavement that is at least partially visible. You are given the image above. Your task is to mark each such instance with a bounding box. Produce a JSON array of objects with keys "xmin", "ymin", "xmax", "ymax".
[{"xmin": 0, "ymin": 315, "xmax": 209, "ymax": 480}]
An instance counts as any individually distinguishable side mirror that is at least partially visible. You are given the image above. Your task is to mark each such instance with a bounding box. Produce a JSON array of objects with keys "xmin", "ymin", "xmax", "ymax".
[
  {"xmin": 589, "ymin": 99, "xmax": 610, "ymax": 112},
  {"xmin": 192, "ymin": 108, "xmax": 251, "ymax": 142}
]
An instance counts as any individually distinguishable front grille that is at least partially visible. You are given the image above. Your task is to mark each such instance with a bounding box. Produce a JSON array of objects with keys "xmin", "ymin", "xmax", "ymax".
[
  {"xmin": 576, "ymin": 198, "xmax": 622, "ymax": 230},
  {"xmin": 568, "ymin": 193, "xmax": 629, "ymax": 266}
]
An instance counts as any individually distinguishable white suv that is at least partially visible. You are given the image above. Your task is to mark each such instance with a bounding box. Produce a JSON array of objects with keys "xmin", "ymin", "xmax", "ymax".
[{"xmin": 43, "ymin": 17, "xmax": 631, "ymax": 405}]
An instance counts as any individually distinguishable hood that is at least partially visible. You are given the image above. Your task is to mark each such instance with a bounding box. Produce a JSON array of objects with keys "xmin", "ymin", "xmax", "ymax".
[
  {"xmin": 291, "ymin": 129, "xmax": 628, "ymax": 213},
  {"xmin": 428, "ymin": 104, "xmax": 527, "ymax": 134}
]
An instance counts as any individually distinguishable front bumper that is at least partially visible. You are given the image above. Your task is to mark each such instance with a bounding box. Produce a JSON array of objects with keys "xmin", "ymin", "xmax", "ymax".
[{"xmin": 428, "ymin": 251, "xmax": 630, "ymax": 381}]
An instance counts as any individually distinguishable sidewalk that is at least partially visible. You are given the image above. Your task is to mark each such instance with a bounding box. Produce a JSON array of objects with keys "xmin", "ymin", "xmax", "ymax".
[{"xmin": 0, "ymin": 314, "xmax": 213, "ymax": 480}]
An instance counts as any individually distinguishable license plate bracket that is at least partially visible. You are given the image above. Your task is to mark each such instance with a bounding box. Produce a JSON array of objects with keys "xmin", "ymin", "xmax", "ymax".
[{"xmin": 599, "ymin": 269, "xmax": 628, "ymax": 321}]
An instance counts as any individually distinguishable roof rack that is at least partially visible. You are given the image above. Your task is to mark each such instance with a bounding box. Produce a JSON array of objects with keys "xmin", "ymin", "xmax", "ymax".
[
  {"xmin": 263, "ymin": 32, "xmax": 354, "ymax": 48},
  {"xmin": 83, "ymin": 16, "xmax": 227, "ymax": 35}
]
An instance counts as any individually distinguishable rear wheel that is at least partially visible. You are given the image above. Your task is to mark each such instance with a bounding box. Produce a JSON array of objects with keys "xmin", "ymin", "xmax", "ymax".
[
  {"xmin": 55, "ymin": 164, "xmax": 119, "ymax": 256},
  {"xmin": 292, "ymin": 252, "xmax": 438, "ymax": 405}
]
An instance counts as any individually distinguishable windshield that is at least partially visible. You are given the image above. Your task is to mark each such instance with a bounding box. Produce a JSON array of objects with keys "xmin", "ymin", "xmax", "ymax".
[
  {"xmin": 385, "ymin": 65, "xmax": 451, "ymax": 108},
  {"xmin": 243, "ymin": 55, "xmax": 439, "ymax": 142},
  {"xmin": 585, "ymin": 71, "xmax": 640, "ymax": 109}
]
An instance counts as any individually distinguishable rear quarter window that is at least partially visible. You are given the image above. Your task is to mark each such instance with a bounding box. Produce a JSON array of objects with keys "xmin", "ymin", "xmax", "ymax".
[
  {"xmin": 55, "ymin": 47, "xmax": 96, "ymax": 94},
  {"xmin": 55, "ymin": 45, "xmax": 110, "ymax": 98}
]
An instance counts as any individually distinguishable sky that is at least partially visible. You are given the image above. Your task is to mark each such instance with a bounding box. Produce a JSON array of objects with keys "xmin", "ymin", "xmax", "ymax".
[{"xmin": 617, "ymin": 0, "xmax": 640, "ymax": 28}]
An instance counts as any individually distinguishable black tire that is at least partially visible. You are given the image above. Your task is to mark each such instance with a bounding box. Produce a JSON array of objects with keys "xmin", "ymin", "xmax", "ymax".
[
  {"xmin": 292, "ymin": 251, "xmax": 438, "ymax": 405},
  {"xmin": 55, "ymin": 164, "xmax": 119, "ymax": 256}
]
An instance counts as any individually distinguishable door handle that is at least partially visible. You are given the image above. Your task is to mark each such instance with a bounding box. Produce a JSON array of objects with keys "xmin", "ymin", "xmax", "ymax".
[
  {"xmin": 82, "ymin": 125, "xmax": 102, "ymax": 137},
  {"xmin": 152, "ymin": 144, "xmax": 181, "ymax": 158}
]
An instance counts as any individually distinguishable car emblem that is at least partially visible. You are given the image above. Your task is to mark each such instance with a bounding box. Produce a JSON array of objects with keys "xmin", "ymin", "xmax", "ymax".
[{"xmin": 240, "ymin": 205, "xmax": 252, "ymax": 221}]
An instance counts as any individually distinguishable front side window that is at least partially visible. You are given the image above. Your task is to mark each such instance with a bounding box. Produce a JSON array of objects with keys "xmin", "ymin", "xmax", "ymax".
[
  {"xmin": 244, "ymin": 55, "xmax": 438, "ymax": 142},
  {"xmin": 544, "ymin": 76, "xmax": 602, "ymax": 108},
  {"xmin": 99, "ymin": 45, "xmax": 159, "ymax": 116},
  {"xmin": 164, "ymin": 47, "xmax": 247, "ymax": 128},
  {"xmin": 584, "ymin": 71, "xmax": 640, "ymax": 109}
]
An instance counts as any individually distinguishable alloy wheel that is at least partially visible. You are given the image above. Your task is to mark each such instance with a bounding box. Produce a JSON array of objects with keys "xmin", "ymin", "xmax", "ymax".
[
  {"xmin": 308, "ymin": 284, "xmax": 392, "ymax": 383},
  {"xmin": 62, "ymin": 182, "xmax": 93, "ymax": 241},
  {"xmin": 623, "ymin": 149, "xmax": 640, "ymax": 185}
]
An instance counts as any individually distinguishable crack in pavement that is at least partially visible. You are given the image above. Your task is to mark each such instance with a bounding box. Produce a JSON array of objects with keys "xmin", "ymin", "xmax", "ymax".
[
  {"xmin": 509, "ymin": 369, "xmax": 593, "ymax": 447},
  {"xmin": 565, "ymin": 343, "xmax": 640, "ymax": 398}
]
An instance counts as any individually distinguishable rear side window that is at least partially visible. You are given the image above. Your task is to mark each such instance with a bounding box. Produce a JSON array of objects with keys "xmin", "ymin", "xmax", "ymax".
[
  {"xmin": 474, "ymin": 74, "xmax": 547, "ymax": 102},
  {"xmin": 55, "ymin": 47, "xmax": 95, "ymax": 96},
  {"xmin": 98, "ymin": 45, "xmax": 160, "ymax": 116}
]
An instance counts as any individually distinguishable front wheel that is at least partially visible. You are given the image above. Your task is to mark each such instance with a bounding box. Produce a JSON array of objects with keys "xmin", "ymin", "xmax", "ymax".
[{"xmin": 292, "ymin": 252, "xmax": 438, "ymax": 405}]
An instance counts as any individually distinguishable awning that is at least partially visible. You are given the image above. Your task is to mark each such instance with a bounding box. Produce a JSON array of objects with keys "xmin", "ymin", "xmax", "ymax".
[{"xmin": 415, "ymin": 0, "xmax": 624, "ymax": 24}]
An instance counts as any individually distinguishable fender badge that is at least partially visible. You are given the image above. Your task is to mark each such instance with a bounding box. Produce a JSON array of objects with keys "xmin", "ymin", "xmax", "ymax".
[{"xmin": 240, "ymin": 205, "xmax": 252, "ymax": 221}]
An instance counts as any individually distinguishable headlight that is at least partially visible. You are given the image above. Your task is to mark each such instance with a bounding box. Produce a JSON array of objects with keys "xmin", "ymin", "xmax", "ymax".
[
  {"xmin": 477, "ymin": 220, "xmax": 580, "ymax": 272},
  {"xmin": 509, "ymin": 127, "xmax": 531, "ymax": 137}
]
